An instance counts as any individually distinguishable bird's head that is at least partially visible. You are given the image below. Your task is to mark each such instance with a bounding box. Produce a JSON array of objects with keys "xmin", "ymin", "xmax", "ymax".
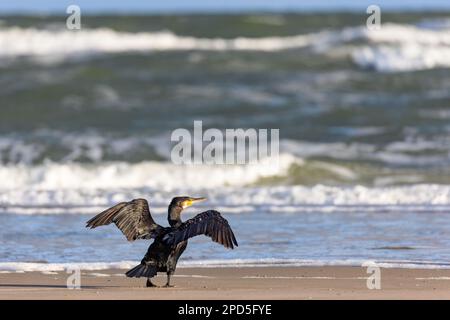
[{"xmin": 170, "ymin": 196, "xmax": 207, "ymax": 210}]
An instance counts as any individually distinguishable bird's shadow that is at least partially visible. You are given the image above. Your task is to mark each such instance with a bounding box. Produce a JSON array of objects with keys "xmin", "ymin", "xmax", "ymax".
[{"xmin": 0, "ymin": 284, "xmax": 119, "ymax": 289}]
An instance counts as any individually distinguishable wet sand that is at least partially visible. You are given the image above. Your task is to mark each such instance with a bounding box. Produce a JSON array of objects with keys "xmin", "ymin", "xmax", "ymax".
[{"xmin": 1, "ymin": 266, "xmax": 450, "ymax": 299}]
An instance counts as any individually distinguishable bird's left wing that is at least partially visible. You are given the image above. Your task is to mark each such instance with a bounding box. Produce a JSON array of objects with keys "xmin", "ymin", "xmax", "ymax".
[{"xmin": 163, "ymin": 210, "xmax": 238, "ymax": 249}]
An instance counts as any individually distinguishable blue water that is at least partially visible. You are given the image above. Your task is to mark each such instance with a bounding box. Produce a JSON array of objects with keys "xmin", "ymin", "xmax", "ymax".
[
  {"xmin": 1, "ymin": 12, "xmax": 450, "ymax": 269},
  {"xmin": 2, "ymin": 209, "xmax": 450, "ymax": 267}
]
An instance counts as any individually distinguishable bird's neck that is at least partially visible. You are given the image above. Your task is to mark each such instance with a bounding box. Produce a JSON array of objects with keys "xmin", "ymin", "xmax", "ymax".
[{"xmin": 168, "ymin": 204, "xmax": 183, "ymax": 227}]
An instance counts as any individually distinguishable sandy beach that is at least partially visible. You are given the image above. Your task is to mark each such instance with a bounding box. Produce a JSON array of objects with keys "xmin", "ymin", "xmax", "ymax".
[{"xmin": 1, "ymin": 266, "xmax": 450, "ymax": 300}]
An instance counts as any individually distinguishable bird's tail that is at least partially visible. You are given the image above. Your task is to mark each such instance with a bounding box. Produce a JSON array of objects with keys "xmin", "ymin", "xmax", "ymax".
[{"xmin": 125, "ymin": 263, "xmax": 157, "ymax": 278}]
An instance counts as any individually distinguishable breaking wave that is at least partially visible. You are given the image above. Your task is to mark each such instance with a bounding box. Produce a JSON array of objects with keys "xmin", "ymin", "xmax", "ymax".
[
  {"xmin": 352, "ymin": 23, "xmax": 450, "ymax": 72},
  {"xmin": 0, "ymin": 154, "xmax": 298, "ymax": 192},
  {"xmin": 2, "ymin": 21, "xmax": 450, "ymax": 71},
  {"xmin": 1, "ymin": 182, "xmax": 450, "ymax": 213},
  {"xmin": 0, "ymin": 26, "xmax": 314, "ymax": 59}
]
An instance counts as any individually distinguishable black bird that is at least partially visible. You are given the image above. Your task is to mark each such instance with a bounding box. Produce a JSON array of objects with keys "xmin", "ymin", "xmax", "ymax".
[{"xmin": 86, "ymin": 196, "xmax": 238, "ymax": 287}]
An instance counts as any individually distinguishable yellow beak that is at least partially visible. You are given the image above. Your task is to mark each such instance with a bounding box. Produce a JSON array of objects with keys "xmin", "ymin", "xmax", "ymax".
[{"xmin": 183, "ymin": 197, "xmax": 207, "ymax": 207}]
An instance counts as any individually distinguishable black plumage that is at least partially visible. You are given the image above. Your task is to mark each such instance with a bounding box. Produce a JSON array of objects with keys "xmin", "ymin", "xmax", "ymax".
[
  {"xmin": 163, "ymin": 210, "xmax": 237, "ymax": 249},
  {"xmin": 86, "ymin": 196, "xmax": 238, "ymax": 287}
]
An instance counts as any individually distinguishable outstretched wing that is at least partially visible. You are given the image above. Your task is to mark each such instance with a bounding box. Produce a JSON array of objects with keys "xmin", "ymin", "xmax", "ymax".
[
  {"xmin": 86, "ymin": 199, "xmax": 162, "ymax": 241},
  {"xmin": 163, "ymin": 210, "xmax": 238, "ymax": 249}
]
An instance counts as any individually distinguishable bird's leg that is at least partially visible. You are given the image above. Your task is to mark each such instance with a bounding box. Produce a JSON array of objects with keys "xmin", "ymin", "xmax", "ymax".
[
  {"xmin": 146, "ymin": 278, "xmax": 156, "ymax": 288},
  {"xmin": 164, "ymin": 272, "xmax": 174, "ymax": 287}
]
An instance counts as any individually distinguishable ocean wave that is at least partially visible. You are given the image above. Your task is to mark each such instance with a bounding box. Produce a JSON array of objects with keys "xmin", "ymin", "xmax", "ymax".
[
  {"xmin": 212, "ymin": 184, "xmax": 450, "ymax": 207},
  {"xmin": 2, "ymin": 22, "xmax": 450, "ymax": 71},
  {"xmin": 352, "ymin": 44, "xmax": 450, "ymax": 72},
  {"xmin": 0, "ymin": 131, "xmax": 168, "ymax": 164},
  {"xmin": 0, "ymin": 134, "xmax": 449, "ymax": 209},
  {"xmin": 1, "ymin": 183, "xmax": 449, "ymax": 212},
  {"xmin": 2, "ymin": 258, "xmax": 450, "ymax": 271},
  {"xmin": 1, "ymin": 131, "xmax": 448, "ymax": 167},
  {"xmin": 0, "ymin": 26, "xmax": 314, "ymax": 60},
  {"xmin": 352, "ymin": 23, "xmax": 450, "ymax": 71},
  {"xmin": 0, "ymin": 154, "xmax": 298, "ymax": 192}
]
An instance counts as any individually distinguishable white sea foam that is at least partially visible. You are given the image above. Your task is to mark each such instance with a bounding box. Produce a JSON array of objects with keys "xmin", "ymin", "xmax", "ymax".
[
  {"xmin": 0, "ymin": 154, "xmax": 299, "ymax": 208},
  {"xmin": 1, "ymin": 183, "xmax": 450, "ymax": 213},
  {"xmin": 179, "ymin": 258, "xmax": 450, "ymax": 269},
  {"xmin": 2, "ymin": 22, "xmax": 450, "ymax": 71},
  {"xmin": 214, "ymin": 184, "xmax": 450, "ymax": 206},
  {"xmin": 352, "ymin": 44, "xmax": 450, "ymax": 72},
  {"xmin": 0, "ymin": 154, "xmax": 296, "ymax": 191},
  {"xmin": 0, "ymin": 261, "xmax": 137, "ymax": 272},
  {"xmin": 1, "ymin": 258, "xmax": 450, "ymax": 272},
  {"xmin": 352, "ymin": 23, "xmax": 450, "ymax": 72},
  {"xmin": 0, "ymin": 27, "xmax": 314, "ymax": 59}
]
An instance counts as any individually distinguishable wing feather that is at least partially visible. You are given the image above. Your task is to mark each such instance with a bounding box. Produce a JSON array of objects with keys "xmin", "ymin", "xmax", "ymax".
[
  {"xmin": 163, "ymin": 210, "xmax": 238, "ymax": 249},
  {"xmin": 86, "ymin": 199, "xmax": 162, "ymax": 241}
]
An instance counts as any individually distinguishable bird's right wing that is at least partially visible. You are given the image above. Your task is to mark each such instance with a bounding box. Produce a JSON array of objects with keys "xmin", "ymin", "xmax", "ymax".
[
  {"xmin": 163, "ymin": 210, "xmax": 238, "ymax": 249},
  {"xmin": 86, "ymin": 199, "xmax": 163, "ymax": 241}
]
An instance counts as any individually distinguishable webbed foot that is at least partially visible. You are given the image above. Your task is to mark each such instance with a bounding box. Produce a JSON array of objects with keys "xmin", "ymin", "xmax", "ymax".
[{"xmin": 146, "ymin": 279, "xmax": 157, "ymax": 287}]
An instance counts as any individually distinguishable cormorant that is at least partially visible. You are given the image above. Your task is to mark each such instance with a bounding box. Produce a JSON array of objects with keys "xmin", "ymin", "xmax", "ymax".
[{"xmin": 86, "ymin": 196, "xmax": 238, "ymax": 287}]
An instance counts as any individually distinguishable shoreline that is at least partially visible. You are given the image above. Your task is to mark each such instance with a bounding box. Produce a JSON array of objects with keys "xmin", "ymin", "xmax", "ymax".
[{"xmin": 1, "ymin": 266, "xmax": 450, "ymax": 299}]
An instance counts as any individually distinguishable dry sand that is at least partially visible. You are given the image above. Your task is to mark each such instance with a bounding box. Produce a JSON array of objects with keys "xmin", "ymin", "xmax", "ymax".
[{"xmin": 1, "ymin": 266, "xmax": 450, "ymax": 299}]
